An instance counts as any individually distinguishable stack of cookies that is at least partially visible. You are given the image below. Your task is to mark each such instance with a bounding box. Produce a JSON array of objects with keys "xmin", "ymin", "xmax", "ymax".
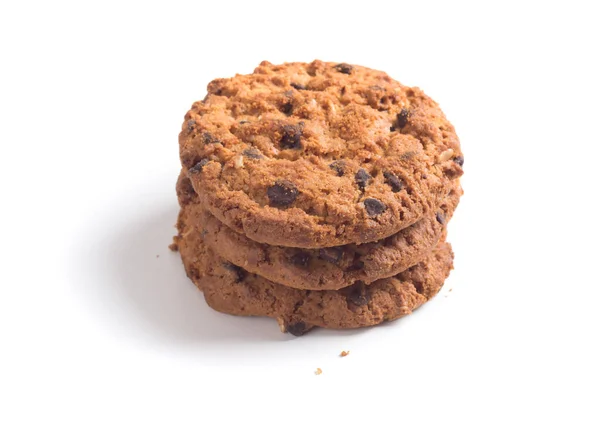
[{"xmin": 173, "ymin": 60, "xmax": 464, "ymax": 336}]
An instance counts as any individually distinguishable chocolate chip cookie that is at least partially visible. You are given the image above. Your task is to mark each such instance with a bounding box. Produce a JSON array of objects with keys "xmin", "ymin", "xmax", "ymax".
[
  {"xmin": 174, "ymin": 211, "xmax": 454, "ymax": 334},
  {"xmin": 177, "ymin": 171, "xmax": 461, "ymax": 290},
  {"xmin": 179, "ymin": 60, "xmax": 463, "ymax": 248}
]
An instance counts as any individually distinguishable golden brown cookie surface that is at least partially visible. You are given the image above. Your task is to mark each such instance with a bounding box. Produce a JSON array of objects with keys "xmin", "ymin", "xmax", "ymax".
[
  {"xmin": 180, "ymin": 60, "xmax": 463, "ymax": 248},
  {"xmin": 177, "ymin": 171, "xmax": 462, "ymax": 290},
  {"xmin": 174, "ymin": 212, "xmax": 454, "ymax": 335}
]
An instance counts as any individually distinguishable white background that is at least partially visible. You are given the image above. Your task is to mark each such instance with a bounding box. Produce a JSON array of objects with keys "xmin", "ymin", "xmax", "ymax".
[{"xmin": 1, "ymin": 1, "xmax": 599, "ymax": 426}]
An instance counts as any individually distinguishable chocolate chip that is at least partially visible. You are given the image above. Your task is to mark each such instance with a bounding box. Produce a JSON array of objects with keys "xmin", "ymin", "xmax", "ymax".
[
  {"xmin": 290, "ymin": 251, "xmax": 311, "ymax": 267},
  {"xmin": 319, "ymin": 247, "xmax": 343, "ymax": 264},
  {"xmin": 383, "ymin": 171, "xmax": 403, "ymax": 193},
  {"xmin": 222, "ymin": 262, "xmax": 246, "ymax": 282},
  {"xmin": 453, "ymin": 156, "xmax": 464, "ymax": 166},
  {"xmin": 413, "ymin": 280, "xmax": 425, "ymax": 295},
  {"xmin": 364, "ymin": 198, "xmax": 386, "ymax": 216},
  {"xmin": 242, "ymin": 148, "xmax": 264, "ymax": 159},
  {"xmin": 203, "ymin": 132, "xmax": 221, "ymax": 145},
  {"xmin": 280, "ymin": 124, "xmax": 303, "ymax": 149},
  {"xmin": 281, "ymin": 101, "xmax": 293, "ymax": 115},
  {"xmin": 189, "ymin": 158, "xmax": 210, "ymax": 174},
  {"xmin": 346, "ymin": 260, "xmax": 365, "ymax": 271},
  {"xmin": 267, "ymin": 180, "xmax": 299, "ymax": 207},
  {"xmin": 239, "ymin": 120, "xmax": 250, "ymax": 124},
  {"xmin": 396, "ymin": 108, "xmax": 411, "ymax": 128},
  {"xmin": 341, "ymin": 86, "xmax": 347, "ymax": 95},
  {"xmin": 291, "ymin": 83, "xmax": 306, "ymax": 90},
  {"xmin": 436, "ymin": 212, "xmax": 446, "ymax": 225},
  {"xmin": 390, "ymin": 126, "xmax": 396, "ymax": 132},
  {"xmin": 329, "ymin": 160, "xmax": 345, "ymax": 177},
  {"xmin": 286, "ymin": 321, "xmax": 308, "ymax": 336},
  {"xmin": 334, "ymin": 63, "xmax": 353, "ymax": 74},
  {"xmin": 355, "ymin": 169, "xmax": 372, "ymax": 190},
  {"xmin": 345, "ymin": 282, "xmax": 370, "ymax": 306},
  {"xmin": 187, "ymin": 267, "xmax": 200, "ymax": 280},
  {"xmin": 187, "ymin": 119, "xmax": 196, "ymax": 132}
]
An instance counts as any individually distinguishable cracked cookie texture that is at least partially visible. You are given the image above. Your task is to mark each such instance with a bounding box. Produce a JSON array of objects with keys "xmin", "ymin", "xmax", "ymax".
[
  {"xmin": 174, "ymin": 210, "xmax": 454, "ymax": 334},
  {"xmin": 180, "ymin": 60, "xmax": 463, "ymax": 248},
  {"xmin": 177, "ymin": 171, "xmax": 461, "ymax": 290},
  {"xmin": 173, "ymin": 60, "xmax": 464, "ymax": 335}
]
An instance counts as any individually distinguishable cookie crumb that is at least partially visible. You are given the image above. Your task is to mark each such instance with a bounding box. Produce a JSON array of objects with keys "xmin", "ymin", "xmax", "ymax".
[
  {"xmin": 168, "ymin": 242, "xmax": 179, "ymax": 252},
  {"xmin": 340, "ymin": 350, "xmax": 350, "ymax": 357},
  {"xmin": 276, "ymin": 317, "xmax": 286, "ymax": 333},
  {"xmin": 315, "ymin": 368, "xmax": 322, "ymax": 375}
]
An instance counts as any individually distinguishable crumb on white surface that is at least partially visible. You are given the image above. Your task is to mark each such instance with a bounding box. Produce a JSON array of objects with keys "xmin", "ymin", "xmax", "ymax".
[
  {"xmin": 340, "ymin": 350, "xmax": 350, "ymax": 357},
  {"xmin": 315, "ymin": 368, "xmax": 322, "ymax": 375}
]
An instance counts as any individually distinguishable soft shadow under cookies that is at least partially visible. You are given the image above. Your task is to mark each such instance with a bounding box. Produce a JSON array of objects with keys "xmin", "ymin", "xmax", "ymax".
[{"xmin": 74, "ymin": 198, "xmax": 294, "ymax": 348}]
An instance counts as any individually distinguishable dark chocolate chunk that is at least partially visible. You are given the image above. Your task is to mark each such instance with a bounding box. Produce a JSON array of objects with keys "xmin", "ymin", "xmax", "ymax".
[
  {"xmin": 202, "ymin": 132, "xmax": 221, "ymax": 145},
  {"xmin": 453, "ymin": 156, "xmax": 464, "ymax": 166},
  {"xmin": 290, "ymin": 251, "xmax": 311, "ymax": 267},
  {"xmin": 436, "ymin": 212, "xmax": 446, "ymax": 225},
  {"xmin": 390, "ymin": 126, "xmax": 396, "ymax": 132},
  {"xmin": 383, "ymin": 171, "xmax": 404, "ymax": 193},
  {"xmin": 286, "ymin": 321, "xmax": 308, "ymax": 336},
  {"xmin": 187, "ymin": 119, "xmax": 196, "ymax": 132},
  {"xmin": 334, "ymin": 63, "xmax": 353, "ymax": 74},
  {"xmin": 396, "ymin": 108, "xmax": 411, "ymax": 128},
  {"xmin": 239, "ymin": 120, "xmax": 250, "ymax": 124},
  {"xmin": 329, "ymin": 160, "xmax": 346, "ymax": 177},
  {"xmin": 189, "ymin": 158, "xmax": 210, "ymax": 174},
  {"xmin": 242, "ymin": 148, "xmax": 264, "ymax": 159},
  {"xmin": 267, "ymin": 180, "xmax": 299, "ymax": 207},
  {"xmin": 413, "ymin": 280, "xmax": 425, "ymax": 295},
  {"xmin": 291, "ymin": 83, "xmax": 306, "ymax": 90},
  {"xmin": 281, "ymin": 101, "xmax": 294, "ymax": 115},
  {"xmin": 280, "ymin": 124, "xmax": 303, "ymax": 149},
  {"xmin": 222, "ymin": 262, "xmax": 246, "ymax": 282},
  {"xmin": 319, "ymin": 247, "xmax": 343, "ymax": 264},
  {"xmin": 364, "ymin": 198, "xmax": 386, "ymax": 216},
  {"xmin": 345, "ymin": 282, "xmax": 370, "ymax": 306},
  {"xmin": 355, "ymin": 169, "xmax": 372, "ymax": 190},
  {"xmin": 187, "ymin": 267, "xmax": 200, "ymax": 280},
  {"xmin": 346, "ymin": 260, "xmax": 365, "ymax": 272}
]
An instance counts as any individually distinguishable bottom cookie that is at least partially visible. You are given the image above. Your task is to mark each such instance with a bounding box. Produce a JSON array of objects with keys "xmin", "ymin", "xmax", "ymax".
[{"xmin": 175, "ymin": 217, "xmax": 454, "ymax": 335}]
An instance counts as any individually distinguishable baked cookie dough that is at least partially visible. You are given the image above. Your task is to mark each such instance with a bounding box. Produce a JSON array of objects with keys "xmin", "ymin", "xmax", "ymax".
[
  {"xmin": 179, "ymin": 60, "xmax": 463, "ymax": 248},
  {"xmin": 174, "ymin": 212, "xmax": 454, "ymax": 335},
  {"xmin": 177, "ymin": 171, "xmax": 461, "ymax": 290}
]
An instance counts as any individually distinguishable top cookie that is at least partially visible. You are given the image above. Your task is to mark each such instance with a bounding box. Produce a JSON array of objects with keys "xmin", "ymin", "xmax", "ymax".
[{"xmin": 180, "ymin": 60, "xmax": 463, "ymax": 248}]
